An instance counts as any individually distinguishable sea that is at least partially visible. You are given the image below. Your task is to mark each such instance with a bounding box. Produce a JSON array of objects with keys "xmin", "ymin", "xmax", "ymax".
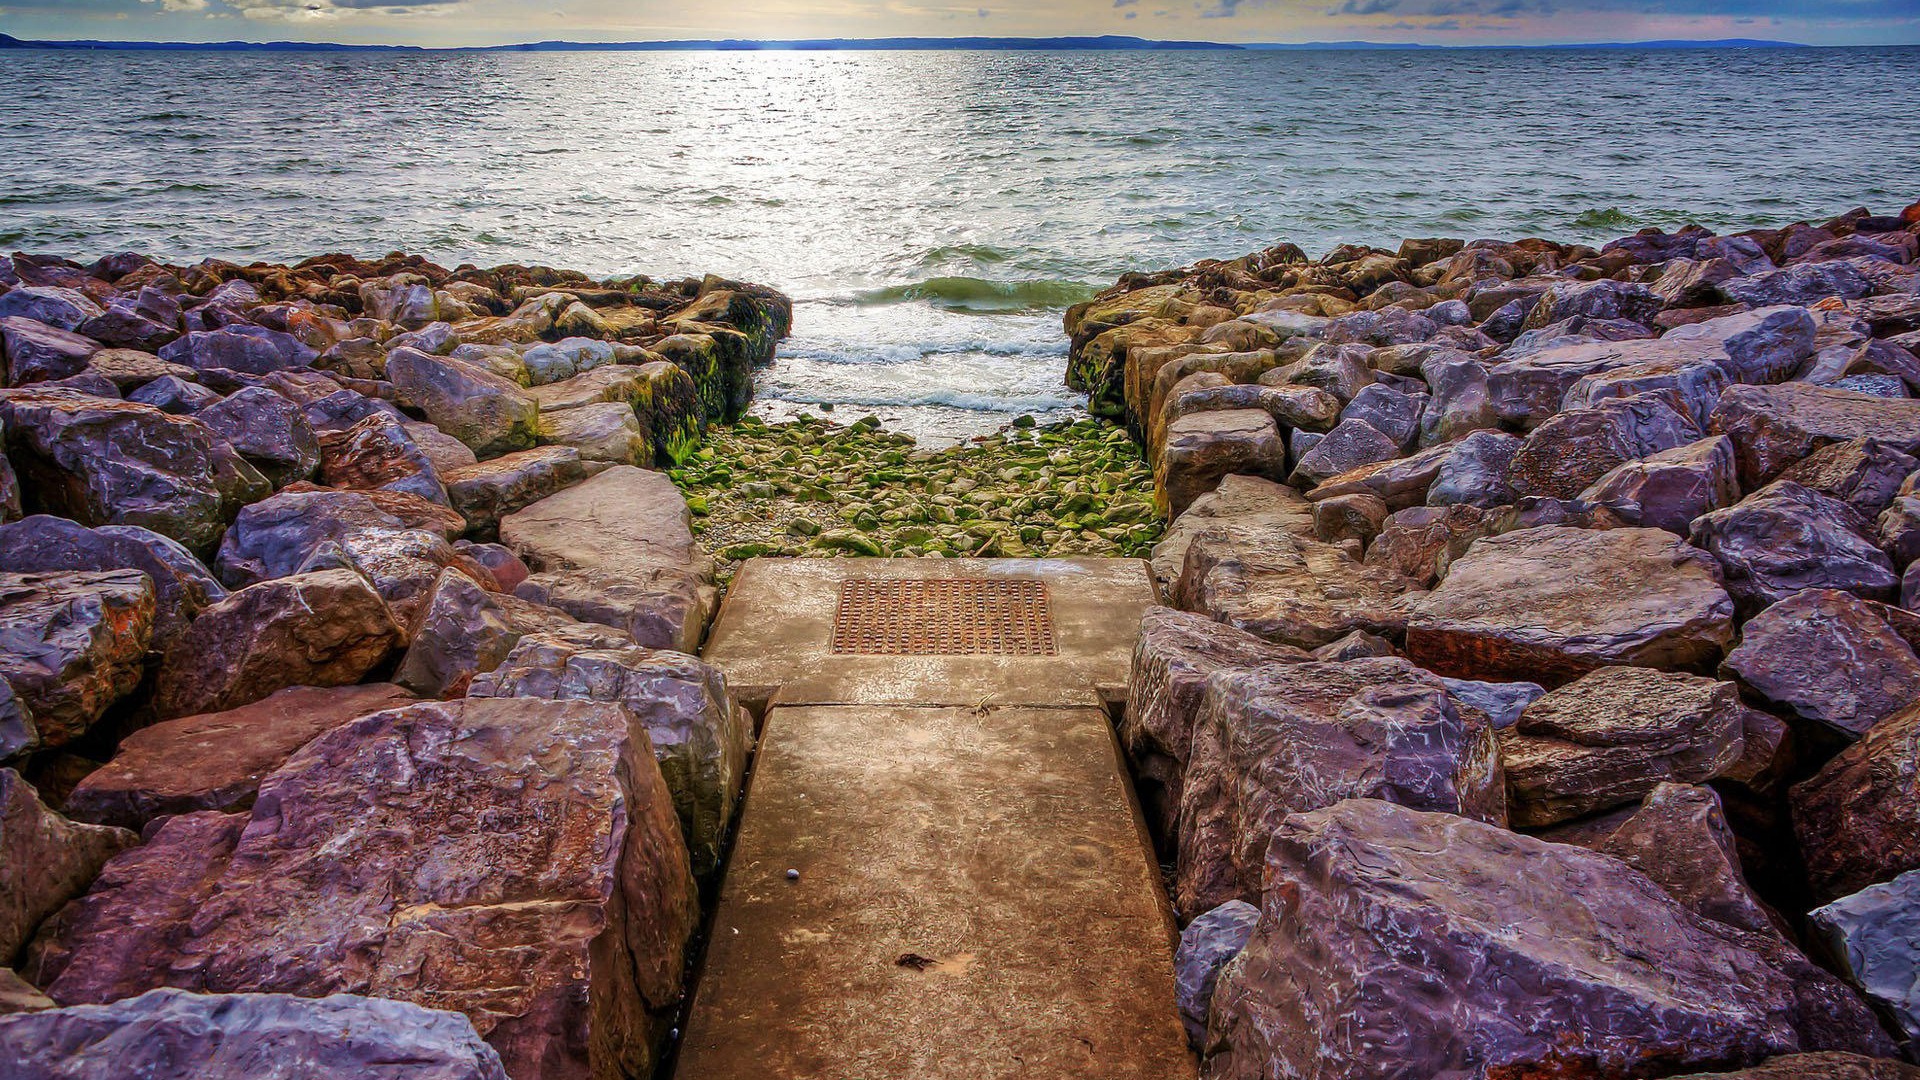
[{"xmin": 3, "ymin": 45, "xmax": 1917, "ymax": 443}]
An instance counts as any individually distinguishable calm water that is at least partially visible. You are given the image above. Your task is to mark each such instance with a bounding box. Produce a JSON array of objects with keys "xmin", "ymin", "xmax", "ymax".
[{"xmin": 4, "ymin": 47, "xmax": 1917, "ymax": 440}]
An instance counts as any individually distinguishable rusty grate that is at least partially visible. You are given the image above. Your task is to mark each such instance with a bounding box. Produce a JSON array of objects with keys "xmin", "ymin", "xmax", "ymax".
[{"xmin": 830, "ymin": 578, "xmax": 1058, "ymax": 656}]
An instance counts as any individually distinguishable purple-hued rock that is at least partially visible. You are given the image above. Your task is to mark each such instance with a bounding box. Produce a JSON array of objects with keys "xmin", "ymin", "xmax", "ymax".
[{"xmin": 1689, "ymin": 481, "xmax": 1899, "ymax": 614}]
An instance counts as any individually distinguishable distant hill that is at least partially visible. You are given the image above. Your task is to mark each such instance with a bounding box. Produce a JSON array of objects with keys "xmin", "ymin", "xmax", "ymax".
[{"xmin": 0, "ymin": 31, "xmax": 1822, "ymax": 53}]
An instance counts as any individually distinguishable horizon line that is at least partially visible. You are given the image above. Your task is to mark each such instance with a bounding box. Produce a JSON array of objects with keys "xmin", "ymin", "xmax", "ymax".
[{"xmin": 8, "ymin": 32, "xmax": 1915, "ymax": 53}]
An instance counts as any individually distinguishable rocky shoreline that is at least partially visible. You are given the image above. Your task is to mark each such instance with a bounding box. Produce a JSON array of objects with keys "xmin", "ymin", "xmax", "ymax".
[
  {"xmin": 3, "ymin": 195, "xmax": 1920, "ymax": 1080},
  {"xmin": 1092, "ymin": 202, "xmax": 1920, "ymax": 1078}
]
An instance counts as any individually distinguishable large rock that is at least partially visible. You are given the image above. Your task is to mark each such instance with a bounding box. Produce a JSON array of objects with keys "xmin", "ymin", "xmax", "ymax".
[
  {"xmin": 498, "ymin": 465, "xmax": 705, "ymax": 579},
  {"xmin": 384, "ymin": 348, "xmax": 539, "ymax": 458},
  {"xmin": 316, "ymin": 411, "xmax": 450, "ymax": 505},
  {"xmin": 0, "ymin": 988, "xmax": 510, "ymax": 1080},
  {"xmin": 194, "ymin": 386, "xmax": 320, "ymax": 488},
  {"xmin": 1598, "ymin": 782, "xmax": 1786, "ymax": 937},
  {"xmin": 1286, "ymin": 416, "xmax": 1398, "ymax": 490},
  {"xmin": 539, "ymin": 401, "xmax": 650, "ymax": 465},
  {"xmin": 0, "ymin": 391, "xmax": 269, "ymax": 555},
  {"xmin": 0, "ymin": 317, "xmax": 98, "ymax": 386},
  {"xmin": 152, "ymin": 569, "xmax": 403, "ymax": 719},
  {"xmin": 1, "ymin": 768, "xmax": 135, "ymax": 964},
  {"xmin": 0, "ymin": 515, "xmax": 223, "ymax": 652},
  {"xmin": 1361, "ymin": 503, "xmax": 1487, "ymax": 587},
  {"xmin": 25, "ymin": 698, "xmax": 700, "ymax": 1080},
  {"xmin": 1721, "ymin": 589, "xmax": 1920, "ymax": 742},
  {"xmin": 1710, "ymin": 383, "xmax": 1920, "ymax": 487},
  {"xmin": 1501, "ymin": 666, "xmax": 1749, "ymax": 828},
  {"xmin": 1205, "ymin": 799, "xmax": 1895, "ymax": 1080},
  {"xmin": 1122, "ymin": 607, "xmax": 1309, "ymax": 838},
  {"xmin": 1810, "ymin": 870, "xmax": 1920, "ymax": 1058},
  {"xmin": 443, "ymin": 447, "xmax": 592, "ymax": 540},
  {"xmin": 0, "ymin": 287, "xmax": 102, "ymax": 333},
  {"xmin": 1174, "ymin": 522, "xmax": 1417, "ymax": 650},
  {"xmin": 1424, "ymin": 428, "xmax": 1522, "ymax": 508},
  {"xmin": 1775, "ymin": 437, "xmax": 1917, "ymax": 518},
  {"xmin": 394, "ymin": 570, "xmax": 593, "ymax": 698},
  {"xmin": 1406, "ymin": 525, "xmax": 1736, "ymax": 685},
  {"xmin": 1689, "ymin": 481, "xmax": 1899, "ymax": 614},
  {"xmin": 1175, "ymin": 900, "xmax": 1259, "ymax": 1050},
  {"xmin": 1149, "ymin": 475, "xmax": 1314, "ymax": 597},
  {"xmin": 1562, "ymin": 354, "xmax": 1731, "ymax": 428},
  {"xmin": 513, "ymin": 566, "xmax": 709, "ymax": 655},
  {"xmin": 1793, "ymin": 698, "xmax": 1920, "ymax": 901},
  {"xmin": 213, "ymin": 485, "xmax": 462, "ymax": 588},
  {"xmin": 1487, "ymin": 337, "xmax": 1726, "ymax": 429},
  {"xmin": 1507, "ymin": 392, "xmax": 1701, "ymax": 500},
  {"xmin": 1673, "ymin": 1055, "xmax": 1920, "ymax": 1079},
  {"xmin": 1305, "ymin": 438, "xmax": 1456, "ymax": 511},
  {"xmin": 470, "ymin": 634, "xmax": 748, "ymax": 875},
  {"xmin": 63, "ymin": 683, "xmax": 419, "ymax": 830},
  {"xmin": 1580, "ymin": 435, "xmax": 1741, "ymax": 534},
  {"xmin": 158, "ymin": 326, "xmax": 316, "ymax": 376},
  {"xmin": 1155, "ymin": 408, "xmax": 1287, "ymax": 519},
  {"xmin": 1175, "ymin": 658, "xmax": 1503, "ymax": 918},
  {"xmin": 1663, "ymin": 305, "xmax": 1820, "ymax": 384},
  {"xmin": 0, "ymin": 571, "xmax": 155, "ymax": 750},
  {"xmin": 296, "ymin": 524, "xmax": 497, "ymax": 629}
]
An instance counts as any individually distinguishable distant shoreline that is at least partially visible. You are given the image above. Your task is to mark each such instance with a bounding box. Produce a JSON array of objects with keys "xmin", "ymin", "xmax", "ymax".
[{"xmin": 0, "ymin": 32, "xmax": 1855, "ymax": 54}]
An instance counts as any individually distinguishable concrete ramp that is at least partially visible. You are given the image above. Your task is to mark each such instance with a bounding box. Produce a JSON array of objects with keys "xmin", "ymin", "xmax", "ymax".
[{"xmin": 676, "ymin": 559, "xmax": 1192, "ymax": 1080}]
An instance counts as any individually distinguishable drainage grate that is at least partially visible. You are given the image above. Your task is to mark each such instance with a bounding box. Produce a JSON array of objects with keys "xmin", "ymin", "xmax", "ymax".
[{"xmin": 830, "ymin": 578, "xmax": 1058, "ymax": 656}]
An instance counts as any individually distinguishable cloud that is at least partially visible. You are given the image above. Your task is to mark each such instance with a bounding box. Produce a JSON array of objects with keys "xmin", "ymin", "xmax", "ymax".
[
  {"xmin": 228, "ymin": 0, "xmax": 460, "ymax": 18},
  {"xmin": 143, "ymin": 0, "xmax": 210, "ymax": 11}
]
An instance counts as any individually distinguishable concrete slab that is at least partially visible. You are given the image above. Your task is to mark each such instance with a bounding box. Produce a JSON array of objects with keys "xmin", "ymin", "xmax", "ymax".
[
  {"xmin": 700, "ymin": 558, "xmax": 1157, "ymax": 712},
  {"xmin": 673, "ymin": 703, "xmax": 1193, "ymax": 1080}
]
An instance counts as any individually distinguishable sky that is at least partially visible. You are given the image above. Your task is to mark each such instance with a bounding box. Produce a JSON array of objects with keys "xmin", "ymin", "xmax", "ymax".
[{"xmin": 2, "ymin": 0, "xmax": 1916, "ymax": 47}]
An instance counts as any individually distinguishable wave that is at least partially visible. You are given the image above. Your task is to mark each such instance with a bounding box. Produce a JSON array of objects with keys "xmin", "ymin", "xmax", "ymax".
[
  {"xmin": 760, "ymin": 386, "xmax": 1079, "ymax": 413},
  {"xmin": 852, "ymin": 276, "xmax": 1100, "ymax": 314},
  {"xmin": 1571, "ymin": 206, "xmax": 1638, "ymax": 230}
]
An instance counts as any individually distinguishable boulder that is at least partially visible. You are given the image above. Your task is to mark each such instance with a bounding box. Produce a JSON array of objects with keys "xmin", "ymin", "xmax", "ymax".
[
  {"xmin": 0, "ymin": 571, "xmax": 155, "ymax": 750},
  {"xmin": 1149, "ymin": 474, "xmax": 1314, "ymax": 596},
  {"xmin": 0, "ymin": 988, "xmax": 510, "ymax": 1080},
  {"xmin": 0, "ymin": 287, "xmax": 102, "ymax": 332},
  {"xmin": 63, "ymin": 683, "xmax": 420, "ymax": 831},
  {"xmin": 1175, "ymin": 900, "xmax": 1259, "ymax": 1050},
  {"xmin": 394, "ymin": 570, "xmax": 594, "ymax": 698},
  {"xmin": 1689, "ymin": 481, "xmax": 1899, "ymax": 614},
  {"xmin": 1, "ymin": 768, "xmax": 136, "ymax": 964},
  {"xmin": 25, "ymin": 698, "xmax": 700, "ymax": 1080},
  {"xmin": 1205, "ymin": 799, "xmax": 1895, "ymax": 1080},
  {"xmin": 1417, "ymin": 352, "xmax": 1497, "ymax": 444},
  {"xmin": 1155, "ymin": 409, "xmax": 1287, "ymax": 519},
  {"xmin": 152, "ymin": 569, "xmax": 403, "ymax": 719},
  {"xmin": 296, "ymin": 525, "xmax": 496, "ymax": 629},
  {"xmin": 1721, "ymin": 589, "xmax": 1920, "ymax": 742},
  {"xmin": 443, "ymin": 447, "xmax": 592, "ymax": 540},
  {"xmin": 213, "ymin": 487, "xmax": 411, "ymax": 587},
  {"xmin": 1710, "ymin": 383, "xmax": 1920, "ymax": 487},
  {"xmin": 1286, "ymin": 417, "xmax": 1398, "ymax": 489},
  {"xmin": 1720, "ymin": 260, "xmax": 1872, "ymax": 307},
  {"xmin": 1488, "ymin": 338, "xmax": 1726, "ymax": 430},
  {"xmin": 1561, "ymin": 355, "xmax": 1731, "ymax": 428},
  {"xmin": 384, "ymin": 348, "xmax": 539, "ymax": 458},
  {"xmin": 1362, "ymin": 503, "xmax": 1486, "ymax": 588},
  {"xmin": 126, "ymin": 375, "xmax": 218, "ymax": 413},
  {"xmin": 1438, "ymin": 677, "xmax": 1544, "ymax": 728},
  {"xmin": 1406, "ymin": 525, "xmax": 1736, "ymax": 685},
  {"xmin": 1671, "ymin": 1054, "xmax": 1920, "ymax": 1080},
  {"xmin": 1501, "ymin": 666, "xmax": 1749, "ymax": 828},
  {"xmin": 316, "ymin": 411, "xmax": 450, "ymax": 505},
  {"xmin": 1663, "ymin": 305, "xmax": 1820, "ymax": 384},
  {"xmin": 1175, "ymin": 522, "xmax": 1417, "ymax": 650},
  {"xmin": 1580, "ymin": 435, "xmax": 1741, "ymax": 534},
  {"xmin": 1338, "ymin": 383, "xmax": 1424, "ymax": 451},
  {"xmin": 539, "ymin": 401, "xmax": 650, "ymax": 465},
  {"xmin": 470, "ymin": 634, "xmax": 748, "ymax": 875},
  {"xmin": 1597, "ymin": 782, "xmax": 1786, "ymax": 936},
  {"xmin": 1810, "ymin": 870, "xmax": 1920, "ymax": 1057},
  {"xmin": 513, "ymin": 566, "xmax": 711, "ymax": 655},
  {"xmin": 1122, "ymin": 607, "xmax": 1309, "ymax": 838},
  {"xmin": 0, "ymin": 515, "xmax": 222, "ymax": 652},
  {"xmin": 1523, "ymin": 278, "xmax": 1662, "ymax": 329},
  {"xmin": 1175, "ymin": 658, "xmax": 1503, "ymax": 917},
  {"xmin": 0, "ymin": 391, "xmax": 270, "ymax": 555},
  {"xmin": 1305, "ymin": 438, "xmax": 1456, "ymax": 511},
  {"xmin": 1793, "ymin": 698, "xmax": 1920, "ymax": 901},
  {"xmin": 1310, "ymin": 492, "xmax": 1387, "ymax": 546},
  {"xmin": 497, "ymin": 464, "xmax": 711, "ymax": 583},
  {"xmin": 158, "ymin": 326, "xmax": 315, "ymax": 376},
  {"xmin": 194, "ymin": 386, "xmax": 320, "ymax": 488},
  {"xmin": 0, "ymin": 317, "xmax": 98, "ymax": 386},
  {"xmin": 1878, "ymin": 497, "xmax": 1920, "ymax": 568},
  {"xmin": 1507, "ymin": 392, "xmax": 1701, "ymax": 500},
  {"xmin": 1424, "ymin": 429, "xmax": 1521, "ymax": 508}
]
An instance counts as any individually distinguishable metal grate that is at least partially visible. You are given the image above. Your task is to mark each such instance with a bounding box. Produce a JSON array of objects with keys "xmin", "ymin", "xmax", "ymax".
[{"xmin": 830, "ymin": 578, "xmax": 1058, "ymax": 656}]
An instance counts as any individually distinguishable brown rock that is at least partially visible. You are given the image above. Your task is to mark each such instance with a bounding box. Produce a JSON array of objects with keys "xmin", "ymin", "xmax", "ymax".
[
  {"xmin": 0, "ymin": 390, "xmax": 269, "ymax": 555},
  {"xmin": 1776, "ymin": 438, "xmax": 1918, "ymax": 519},
  {"xmin": 1507, "ymin": 392, "xmax": 1702, "ymax": 500},
  {"xmin": 1406, "ymin": 525, "xmax": 1736, "ymax": 685},
  {"xmin": 316, "ymin": 411, "xmax": 450, "ymax": 505},
  {"xmin": 394, "ymin": 570, "xmax": 594, "ymax": 698},
  {"xmin": 1206, "ymin": 799, "xmax": 1895, "ymax": 1080},
  {"xmin": 27, "ymin": 698, "xmax": 699, "ymax": 1080},
  {"xmin": 1175, "ymin": 658, "xmax": 1503, "ymax": 918},
  {"xmin": 1501, "ymin": 666, "xmax": 1749, "ymax": 827},
  {"xmin": 1122, "ymin": 607, "xmax": 1309, "ymax": 839},
  {"xmin": 1672, "ymin": 1053, "xmax": 1920, "ymax": 1079},
  {"xmin": 0, "ymin": 515, "xmax": 223, "ymax": 653},
  {"xmin": 1305, "ymin": 438, "xmax": 1457, "ymax": 510},
  {"xmin": 1709, "ymin": 382, "xmax": 1920, "ymax": 487},
  {"xmin": 1598, "ymin": 782, "xmax": 1788, "ymax": 937},
  {"xmin": 1310, "ymin": 491, "xmax": 1388, "ymax": 546},
  {"xmin": 1793, "ymin": 698, "xmax": 1920, "ymax": 901},
  {"xmin": 383, "ymin": 348, "xmax": 539, "ymax": 458},
  {"xmin": 443, "ymin": 447, "xmax": 592, "ymax": 541},
  {"xmin": 470, "ymin": 634, "xmax": 748, "ymax": 875},
  {"xmin": 498, "ymin": 465, "xmax": 707, "ymax": 580},
  {"xmin": 153, "ymin": 569, "xmax": 403, "ymax": 719},
  {"xmin": 1721, "ymin": 589, "xmax": 1920, "ymax": 741},
  {"xmin": 1, "ymin": 768, "xmax": 135, "ymax": 964},
  {"xmin": 1580, "ymin": 435, "xmax": 1742, "ymax": 534},
  {"xmin": 1154, "ymin": 408, "xmax": 1287, "ymax": 519},
  {"xmin": 63, "ymin": 683, "xmax": 419, "ymax": 830},
  {"xmin": 295, "ymin": 526, "xmax": 498, "ymax": 629},
  {"xmin": 1148, "ymin": 475, "xmax": 1314, "ymax": 598},
  {"xmin": 1362, "ymin": 503, "xmax": 1487, "ymax": 588},
  {"xmin": 513, "ymin": 566, "xmax": 710, "ymax": 655},
  {"xmin": 0, "ymin": 571, "xmax": 155, "ymax": 749},
  {"xmin": 1175, "ymin": 522, "xmax": 1418, "ymax": 650}
]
